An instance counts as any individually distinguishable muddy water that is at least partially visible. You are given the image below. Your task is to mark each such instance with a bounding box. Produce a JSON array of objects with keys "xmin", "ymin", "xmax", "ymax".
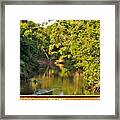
[{"xmin": 20, "ymin": 64, "xmax": 84, "ymax": 95}]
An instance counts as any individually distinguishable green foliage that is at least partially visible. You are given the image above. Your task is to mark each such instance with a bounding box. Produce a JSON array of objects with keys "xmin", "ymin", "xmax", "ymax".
[
  {"xmin": 20, "ymin": 20, "xmax": 50, "ymax": 80},
  {"xmin": 20, "ymin": 20, "xmax": 100, "ymax": 95},
  {"xmin": 47, "ymin": 20, "xmax": 100, "ymax": 94}
]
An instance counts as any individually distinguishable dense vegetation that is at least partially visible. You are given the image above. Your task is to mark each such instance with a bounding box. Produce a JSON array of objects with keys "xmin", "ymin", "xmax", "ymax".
[{"xmin": 20, "ymin": 20, "xmax": 100, "ymax": 95}]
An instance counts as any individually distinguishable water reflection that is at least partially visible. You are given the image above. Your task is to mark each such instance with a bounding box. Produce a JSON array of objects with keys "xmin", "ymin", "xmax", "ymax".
[{"xmin": 20, "ymin": 64, "xmax": 84, "ymax": 95}]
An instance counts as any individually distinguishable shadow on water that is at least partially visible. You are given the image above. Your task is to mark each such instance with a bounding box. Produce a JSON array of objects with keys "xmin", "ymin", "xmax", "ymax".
[{"xmin": 20, "ymin": 63, "xmax": 84, "ymax": 95}]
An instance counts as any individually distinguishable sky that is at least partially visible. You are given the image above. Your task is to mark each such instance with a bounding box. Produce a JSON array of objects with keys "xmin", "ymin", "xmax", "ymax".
[{"xmin": 31, "ymin": 19, "xmax": 56, "ymax": 27}]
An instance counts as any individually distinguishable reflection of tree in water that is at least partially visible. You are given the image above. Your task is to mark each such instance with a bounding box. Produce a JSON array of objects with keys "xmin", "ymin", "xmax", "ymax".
[
  {"xmin": 26, "ymin": 64, "xmax": 84, "ymax": 95},
  {"xmin": 20, "ymin": 62, "xmax": 85, "ymax": 95}
]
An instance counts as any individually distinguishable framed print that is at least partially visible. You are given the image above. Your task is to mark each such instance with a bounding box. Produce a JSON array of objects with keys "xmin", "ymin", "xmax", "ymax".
[{"xmin": 0, "ymin": 0, "xmax": 119, "ymax": 119}]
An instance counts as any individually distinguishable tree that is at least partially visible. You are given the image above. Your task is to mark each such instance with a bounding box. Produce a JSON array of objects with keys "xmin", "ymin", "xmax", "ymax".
[{"xmin": 20, "ymin": 20, "xmax": 100, "ymax": 95}]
